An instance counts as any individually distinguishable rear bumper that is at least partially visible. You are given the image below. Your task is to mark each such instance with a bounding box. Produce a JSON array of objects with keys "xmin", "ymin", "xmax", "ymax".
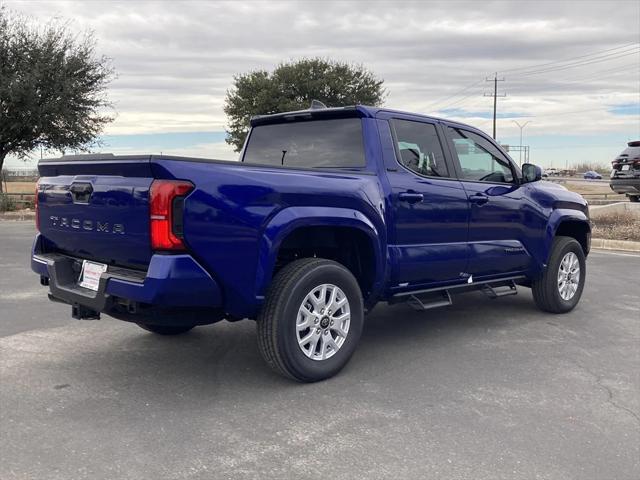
[
  {"xmin": 31, "ymin": 234, "xmax": 222, "ymax": 315},
  {"xmin": 610, "ymin": 178, "xmax": 640, "ymax": 195}
]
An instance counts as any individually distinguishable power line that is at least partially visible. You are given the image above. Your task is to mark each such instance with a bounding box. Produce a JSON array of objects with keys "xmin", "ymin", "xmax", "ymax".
[
  {"xmin": 428, "ymin": 85, "xmax": 486, "ymax": 112},
  {"xmin": 511, "ymin": 49, "xmax": 640, "ymax": 78},
  {"xmin": 423, "ymin": 78, "xmax": 485, "ymax": 110},
  {"xmin": 504, "ymin": 63, "xmax": 638, "ymax": 99},
  {"xmin": 502, "ymin": 63, "xmax": 640, "ymax": 103},
  {"xmin": 460, "ymin": 50, "xmax": 640, "ymax": 113},
  {"xmin": 427, "ymin": 43, "xmax": 639, "ymax": 99},
  {"xmin": 509, "ymin": 61, "xmax": 637, "ymax": 87},
  {"xmin": 423, "ymin": 43, "xmax": 640, "ymax": 125},
  {"xmin": 557, "ymin": 62, "xmax": 639, "ymax": 84},
  {"xmin": 499, "ymin": 42, "xmax": 639, "ymax": 74},
  {"xmin": 509, "ymin": 48, "xmax": 640, "ymax": 78}
]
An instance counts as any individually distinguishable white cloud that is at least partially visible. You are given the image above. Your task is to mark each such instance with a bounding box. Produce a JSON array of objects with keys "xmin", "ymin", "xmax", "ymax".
[
  {"xmin": 115, "ymin": 141, "xmax": 239, "ymax": 161},
  {"xmin": 3, "ymin": 0, "xmax": 639, "ymax": 166}
]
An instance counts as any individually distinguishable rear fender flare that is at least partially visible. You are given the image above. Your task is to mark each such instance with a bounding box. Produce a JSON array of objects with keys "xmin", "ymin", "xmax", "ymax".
[{"xmin": 255, "ymin": 206, "xmax": 386, "ymax": 302}]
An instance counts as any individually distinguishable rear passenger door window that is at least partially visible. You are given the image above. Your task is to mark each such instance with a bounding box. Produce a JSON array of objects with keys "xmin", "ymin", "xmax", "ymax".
[
  {"xmin": 391, "ymin": 119, "xmax": 449, "ymax": 178},
  {"xmin": 448, "ymin": 127, "xmax": 515, "ymax": 184}
]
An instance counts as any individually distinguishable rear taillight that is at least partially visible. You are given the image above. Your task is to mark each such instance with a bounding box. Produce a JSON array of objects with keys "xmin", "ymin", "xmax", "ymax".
[
  {"xmin": 149, "ymin": 180, "xmax": 194, "ymax": 251},
  {"xmin": 35, "ymin": 184, "xmax": 40, "ymax": 231}
]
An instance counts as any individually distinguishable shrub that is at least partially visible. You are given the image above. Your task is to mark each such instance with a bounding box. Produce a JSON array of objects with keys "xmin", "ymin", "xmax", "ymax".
[{"xmin": 0, "ymin": 193, "xmax": 16, "ymax": 212}]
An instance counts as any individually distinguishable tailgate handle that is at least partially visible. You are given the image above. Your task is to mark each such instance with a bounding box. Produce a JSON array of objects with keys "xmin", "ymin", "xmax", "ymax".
[{"xmin": 69, "ymin": 183, "xmax": 93, "ymax": 203}]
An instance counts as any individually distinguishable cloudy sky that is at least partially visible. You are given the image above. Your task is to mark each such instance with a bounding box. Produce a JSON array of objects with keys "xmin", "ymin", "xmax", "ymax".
[{"xmin": 4, "ymin": 0, "xmax": 640, "ymax": 168}]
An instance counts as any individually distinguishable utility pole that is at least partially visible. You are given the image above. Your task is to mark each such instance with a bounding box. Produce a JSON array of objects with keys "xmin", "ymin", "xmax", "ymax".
[
  {"xmin": 512, "ymin": 120, "xmax": 531, "ymax": 167},
  {"xmin": 484, "ymin": 73, "xmax": 506, "ymax": 139}
]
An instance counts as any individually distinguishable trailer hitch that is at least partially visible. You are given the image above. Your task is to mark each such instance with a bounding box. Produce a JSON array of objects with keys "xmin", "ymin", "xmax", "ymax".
[{"xmin": 71, "ymin": 303, "xmax": 101, "ymax": 320}]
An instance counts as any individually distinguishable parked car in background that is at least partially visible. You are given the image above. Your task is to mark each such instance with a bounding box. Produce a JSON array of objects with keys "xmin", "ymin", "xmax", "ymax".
[
  {"xmin": 545, "ymin": 167, "xmax": 559, "ymax": 176},
  {"xmin": 583, "ymin": 170, "xmax": 602, "ymax": 180},
  {"xmin": 610, "ymin": 141, "xmax": 640, "ymax": 202}
]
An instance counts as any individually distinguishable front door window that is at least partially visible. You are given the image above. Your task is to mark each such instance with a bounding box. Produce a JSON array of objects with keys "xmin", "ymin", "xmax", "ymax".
[{"xmin": 448, "ymin": 127, "xmax": 515, "ymax": 184}]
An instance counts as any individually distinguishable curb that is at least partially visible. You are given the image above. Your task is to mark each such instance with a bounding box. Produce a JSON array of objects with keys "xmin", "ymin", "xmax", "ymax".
[{"xmin": 591, "ymin": 238, "xmax": 640, "ymax": 252}]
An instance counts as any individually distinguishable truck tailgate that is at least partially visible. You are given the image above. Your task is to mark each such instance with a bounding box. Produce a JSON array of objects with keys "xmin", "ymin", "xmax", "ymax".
[{"xmin": 37, "ymin": 156, "xmax": 154, "ymax": 269}]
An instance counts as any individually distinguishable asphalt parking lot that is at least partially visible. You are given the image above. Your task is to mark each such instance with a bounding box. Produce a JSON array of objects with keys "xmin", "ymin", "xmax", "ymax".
[{"xmin": 1, "ymin": 221, "xmax": 638, "ymax": 480}]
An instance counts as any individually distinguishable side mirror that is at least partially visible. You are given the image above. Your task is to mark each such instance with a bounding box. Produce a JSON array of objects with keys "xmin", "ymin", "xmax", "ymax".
[{"xmin": 522, "ymin": 163, "xmax": 542, "ymax": 183}]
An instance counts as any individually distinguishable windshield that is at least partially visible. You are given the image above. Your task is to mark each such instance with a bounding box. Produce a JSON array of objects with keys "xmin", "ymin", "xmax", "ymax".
[{"xmin": 242, "ymin": 118, "xmax": 365, "ymax": 168}]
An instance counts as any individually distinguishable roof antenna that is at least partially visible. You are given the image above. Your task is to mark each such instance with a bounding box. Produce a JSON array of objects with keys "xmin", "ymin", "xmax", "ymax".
[{"xmin": 310, "ymin": 100, "xmax": 327, "ymax": 110}]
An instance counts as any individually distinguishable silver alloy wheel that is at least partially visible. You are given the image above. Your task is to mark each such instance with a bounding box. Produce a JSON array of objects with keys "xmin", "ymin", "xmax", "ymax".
[
  {"xmin": 557, "ymin": 252, "xmax": 580, "ymax": 301},
  {"xmin": 295, "ymin": 283, "xmax": 351, "ymax": 361}
]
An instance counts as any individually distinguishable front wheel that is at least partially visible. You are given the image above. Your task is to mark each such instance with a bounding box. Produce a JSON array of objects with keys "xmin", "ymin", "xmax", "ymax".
[
  {"xmin": 532, "ymin": 236, "xmax": 586, "ymax": 313},
  {"xmin": 629, "ymin": 195, "xmax": 639, "ymax": 203},
  {"xmin": 257, "ymin": 258, "xmax": 364, "ymax": 382}
]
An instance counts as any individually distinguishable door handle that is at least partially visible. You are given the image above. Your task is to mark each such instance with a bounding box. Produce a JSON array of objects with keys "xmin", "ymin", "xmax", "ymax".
[
  {"xmin": 398, "ymin": 191, "xmax": 424, "ymax": 204},
  {"xmin": 469, "ymin": 193, "xmax": 489, "ymax": 205}
]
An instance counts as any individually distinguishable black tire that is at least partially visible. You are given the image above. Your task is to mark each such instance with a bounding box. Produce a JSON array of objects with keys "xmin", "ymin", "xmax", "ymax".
[
  {"xmin": 136, "ymin": 324, "xmax": 195, "ymax": 335},
  {"xmin": 629, "ymin": 195, "xmax": 639, "ymax": 203},
  {"xmin": 257, "ymin": 258, "xmax": 364, "ymax": 382},
  {"xmin": 532, "ymin": 236, "xmax": 586, "ymax": 313}
]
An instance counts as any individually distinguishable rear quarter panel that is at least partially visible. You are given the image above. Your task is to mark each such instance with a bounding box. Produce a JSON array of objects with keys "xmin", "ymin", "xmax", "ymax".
[{"xmin": 154, "ymin": 159, "xmax": 387, "ymax": 318}]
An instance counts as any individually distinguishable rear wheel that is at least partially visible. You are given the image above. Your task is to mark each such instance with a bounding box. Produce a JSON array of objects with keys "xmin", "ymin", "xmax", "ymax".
[
  {"xmin": 532, "ymin": 236, "xmax": 586, "ymax": 313},
  {"xmin": 136, "ymin": 324, "xmax": 194, "ymax": 335},
  {"xmin": 629, "ymin": 195, "xmax": 639, "ymax": 203},
  {"xmin": 257, "ymin": 258, "xmax": 364, "ymax": 382}
]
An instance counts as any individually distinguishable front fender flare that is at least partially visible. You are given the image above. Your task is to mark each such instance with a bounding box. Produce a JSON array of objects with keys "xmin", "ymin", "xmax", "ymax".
[
  {"xmin": 541, "ymin": 208, "xmax": 591, "ymax": 266},
  {"xmin": 255, "ymin": 206, "xmax": 386, "ymax": 302}
]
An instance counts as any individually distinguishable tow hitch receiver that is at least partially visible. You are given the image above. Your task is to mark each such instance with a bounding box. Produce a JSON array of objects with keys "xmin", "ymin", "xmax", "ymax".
[{"xmin": 71, "ymin": 303, "xmax": 101, "ymax": 320}]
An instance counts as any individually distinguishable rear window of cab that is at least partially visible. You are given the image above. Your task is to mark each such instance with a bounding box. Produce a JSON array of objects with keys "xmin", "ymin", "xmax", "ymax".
[{"xmin": 242, "ymin": 118, "xmax": 365, "ymax": 169}]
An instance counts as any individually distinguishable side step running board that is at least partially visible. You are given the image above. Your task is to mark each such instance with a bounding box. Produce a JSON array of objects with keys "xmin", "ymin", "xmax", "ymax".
[
  {"xmin": 482, "ymin": 280, "xmax": 518, "ymax": 299},
  {"xmin": 391, "ymin": 276, "xmax": 525, "ymax": 311},
  {"xmin": 407, "ymin": 290, "xmax": 452, "ymax": 311}
]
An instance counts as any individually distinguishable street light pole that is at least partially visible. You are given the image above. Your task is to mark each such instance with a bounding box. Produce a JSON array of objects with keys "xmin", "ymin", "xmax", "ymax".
[{"xmin": 512, "ymin": 120, "xmax": 531, "ymax": 167}]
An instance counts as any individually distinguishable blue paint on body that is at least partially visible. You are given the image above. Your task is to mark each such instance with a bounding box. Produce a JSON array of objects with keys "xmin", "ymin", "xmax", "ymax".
[{"xmin": 33, "ymin": 105, "xmax": 590, "ymax": 320}]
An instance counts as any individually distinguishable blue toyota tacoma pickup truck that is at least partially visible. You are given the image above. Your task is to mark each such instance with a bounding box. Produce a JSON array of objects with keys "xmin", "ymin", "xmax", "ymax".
[{"xmin": 32, "ymin": 104, "xmax": 591, "ymax": 382}]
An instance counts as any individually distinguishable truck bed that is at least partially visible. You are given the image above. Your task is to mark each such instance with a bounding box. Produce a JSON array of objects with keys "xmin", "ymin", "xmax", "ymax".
[{"xmin": 36, "ymin": 153, "xmax": 385, "ymax": 318}]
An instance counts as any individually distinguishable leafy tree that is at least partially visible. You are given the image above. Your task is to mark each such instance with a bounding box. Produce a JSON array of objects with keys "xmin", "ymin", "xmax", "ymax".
[
  {"xmin": 224, "ymin": 58, "xmax": 386, "ymax": 152},
  {"xmin": 0, "ymin": 7, "xmax": 114, "ymax": 190}
]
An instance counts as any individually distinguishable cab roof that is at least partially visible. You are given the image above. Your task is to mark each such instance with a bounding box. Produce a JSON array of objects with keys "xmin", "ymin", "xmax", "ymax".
[{"xmin": 250, "ymin": 104, "xmax": 471, "ymax": 130}]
